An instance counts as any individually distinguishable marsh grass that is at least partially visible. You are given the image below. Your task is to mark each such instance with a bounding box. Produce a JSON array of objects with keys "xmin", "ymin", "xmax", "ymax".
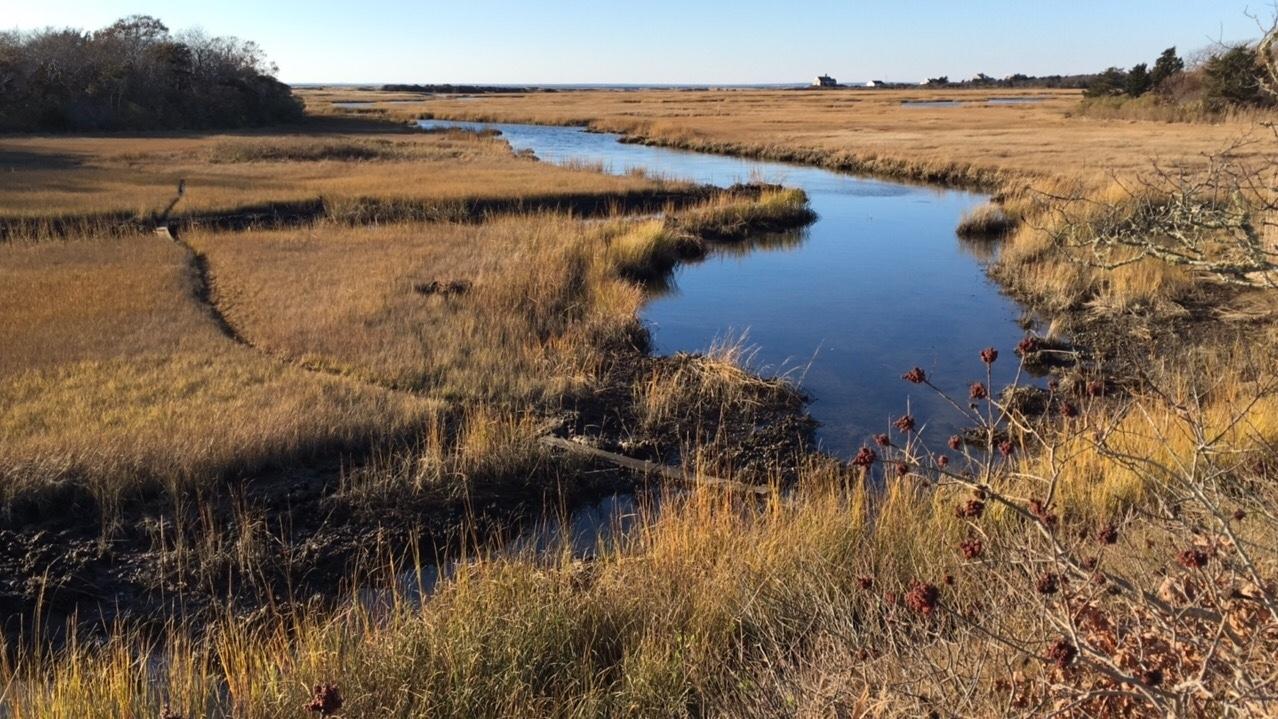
[
  {"xmin": 0, "ymin": 127, "xmax": 678, "ymax": 230},
  {"xmin": 5, "ymin": 344, "xmax": 1274, "ymax": 717},
  {"xmin": 382, "ymin": 86, "xmax": 1278, "ymax": 315},
  {"xmin": 0, "ymin": 233, "xmax": 436, "ymax": 514},
  {"xmin": 208, "ymin": 137, "xmax": 406, "ymax": 162},
  {"xmin": 0, "ymin": 187, "xmax": 813, "ymax": 515},
  {"xmin": 955, "ymin": 201, "xmax": 1016, "ymax": 239},
  {"xmin": 669, "ymin": 187, "xmax": 814, "ymax": 241},
  {"xmin": 7, "ymin": 87, "xmax": 1278, "ymax": 718}
]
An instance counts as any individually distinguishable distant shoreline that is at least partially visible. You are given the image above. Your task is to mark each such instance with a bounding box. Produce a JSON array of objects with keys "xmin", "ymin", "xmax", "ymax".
[{"xmin": 291, "ymin": 82, "xmax": 822, "ymax": 91}]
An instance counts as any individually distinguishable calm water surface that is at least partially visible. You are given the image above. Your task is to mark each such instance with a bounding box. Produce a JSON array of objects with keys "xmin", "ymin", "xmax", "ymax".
[
  {"xmin": 421, "ymin": 120, "xmax": 1032, "ymax": 454},
  {"xmin": 901, "ymin": 100, "xmax": 963, "ymax": 108}
]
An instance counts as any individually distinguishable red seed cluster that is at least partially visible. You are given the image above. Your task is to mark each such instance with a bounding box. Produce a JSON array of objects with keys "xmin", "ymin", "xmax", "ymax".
[
  {"xmin": 1059, "ymin": 402, "xmax": 1078, "ymax": 418},
  {"xmin": 1177, "ymin": 547, "xmax": 1209, "ymax": 570},
  {"xmin": 1028, "ymin": 499, "xmax": 1059, "ymax": 529},
  {"xmin": 1086, "ymin": 380, "xmax": 1105, "ymax": 397},
  {"xmin": 955, "ymin": 499, "xmax": 986, "ymax": 519},
  {"xmin": 307, "ymin": 683, "xmax": 344, "ymax": 716},
  {"xmin": 902, "ymin": 367, "xmax": 927, "ymax": 384},
  {"xmin": 895, "ymin": 463, "xmax": 910, "ymax": 477},
  {"xmin": 1036, "ymin": 572, "xmax": 1060, "ymax": 595},
  {"xmin": 1046, "ymin": 637, "xmax": 1078, "ymax": 668},
  {"xmin": 1017, "ymin": 336, "xmax": 1040, "ymax": 355},
  {"xmin": 998, "ymin": 440, "xmax": 1016, "ymax": 457},
  {"xmin": 905, "ymin": 581, "xmax": 941, "ymax": 616},
  {"xmin": 852, "ymin": 447, "xmax": 877, "ymax": 468},
  {"xmin": 960, "ymin": 538, "xmax": 985, "ymax": 560},
  {"xmin": 947, "ymin": 435, "xmax": 963, "ymax": 451},
  {"xmin": 893, "ymin": 415, "xmax": 916, "ymax": 433},
  {"xmin": 936, "ymin": 455, "xmax": 950, "ymax": 468},
  {"xmin": 980, "ymin": 347, "xmax": 999, "ymax": 364},
  {"xmin": 1096, "ymin": 524, "xmax": 1118, "ymax": 545},
  {"xmin": 874, "ymin": 433, "xmax": 892, "ymax": 447},
  {"xmin": 969, "ymin": 382, "xmax": 988, "ymax": 400},
  {"xmin": 857, "ymin": 575, "xmax": 874, "ymax": 590}
]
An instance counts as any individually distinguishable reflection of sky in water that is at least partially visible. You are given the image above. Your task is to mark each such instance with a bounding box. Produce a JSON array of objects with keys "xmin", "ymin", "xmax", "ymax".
[
  {"xmin": 901, "ymin": 100, "xmax": 962, "ymax": 108},
  {"xmin": 422, "ymin": 120, "xmax": 1034, "ymax": 455},
  {"xmin": 900, "ymin": 98, "xmax": 1048, "ymax": 108}
]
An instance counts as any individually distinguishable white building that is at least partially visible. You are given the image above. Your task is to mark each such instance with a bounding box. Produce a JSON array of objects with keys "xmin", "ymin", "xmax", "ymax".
[{"xmin": 812, "ymin": 75, "xmax": 837, "ymax": 87}]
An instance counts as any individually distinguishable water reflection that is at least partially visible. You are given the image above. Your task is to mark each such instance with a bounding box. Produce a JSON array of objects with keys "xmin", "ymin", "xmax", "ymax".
[
  {"xmin": 420, "ymin": 119, "xmax": 1033, "ymax": 453},
  {"xmin": 956, "ymin": 234, "xmax": 1004, "ymax": 262},
  {"xmin": 901, "ymin": 100, "xmax": 962, "ymax": 108}
]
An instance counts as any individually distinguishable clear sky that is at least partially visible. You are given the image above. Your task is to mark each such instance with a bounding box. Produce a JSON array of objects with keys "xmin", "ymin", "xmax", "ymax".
[{"xmin": 5, "ymin": 1, "xmax": 1269, "ymax": 84}]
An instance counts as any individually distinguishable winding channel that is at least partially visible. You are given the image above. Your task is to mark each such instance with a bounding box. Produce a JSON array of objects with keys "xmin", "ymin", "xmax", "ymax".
[{"xmin": 421, "ymin": 119, "xmax": 1035, "ymax": 455}]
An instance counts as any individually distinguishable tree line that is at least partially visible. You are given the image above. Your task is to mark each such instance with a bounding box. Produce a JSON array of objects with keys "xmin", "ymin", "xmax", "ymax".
[
  {"xmin": 925, "ymin": 73, "xmax": 1098, "ymax": 90},
  {"xmin": 0, "ymin": 16, "xmax": 303, "ymax": 132},
  {"xmin": 1085, "ymin": 44, "xmax": 1274, "ymax": 110}
]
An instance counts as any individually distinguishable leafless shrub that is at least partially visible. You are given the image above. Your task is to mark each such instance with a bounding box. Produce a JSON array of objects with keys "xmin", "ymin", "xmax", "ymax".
[
  {"xmin": 1039, "ymin": 21, "xmax": 1278, "ymax": 291},
  {"xmin": 870, "ymin": 341, "xmax": 1278, "ymax": 716}
]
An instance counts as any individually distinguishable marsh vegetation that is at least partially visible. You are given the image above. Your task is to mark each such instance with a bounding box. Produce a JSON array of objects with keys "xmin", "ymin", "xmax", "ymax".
[{"xmin": 4, "ymin": 17, "xmax": 1278, "ymax": 719}]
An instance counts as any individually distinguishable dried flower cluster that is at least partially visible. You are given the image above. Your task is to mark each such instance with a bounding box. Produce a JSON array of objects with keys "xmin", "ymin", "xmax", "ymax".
[
  {"xmin": 852, "ymin": 447, "xmax": 877, "ymax": 468},
  {"xmin": 905, "ymin": 581, "xmax": 940, "ymax": 617},
  {"xmin": 307, "ymin": 683, "xmax": 344, "ymax": 716},
  {"xmin": 955, "ymin": 499, "xmax": 985, "ymax": 519},
  {"xmin": 959, "ymin": 538, "xmax": 985, "ymax": 560},
  {"xmin": 1176, "ymin": 547, "xmax": 1209, "ymax": 570},
  {"xmin": 1045, "ymin": 637, "xmax": 1077, "ymax": 669}
]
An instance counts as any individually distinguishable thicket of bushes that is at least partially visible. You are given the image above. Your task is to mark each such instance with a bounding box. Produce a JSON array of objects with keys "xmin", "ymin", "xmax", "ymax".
[
  {"xmin": 0, "ymin": 15, "xmax": 303, "ymax": 132},
  {"xmin": 1085, "ymin": 43, "xmax": 1275, "ymax": 112}
]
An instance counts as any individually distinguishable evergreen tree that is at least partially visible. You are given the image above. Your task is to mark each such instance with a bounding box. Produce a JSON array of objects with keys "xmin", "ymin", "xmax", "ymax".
[
  {"xmin": 1202, "ymin": 45, "xmax": 1269, "ymax": 109},
  {"xmin": 1084, "ymin": 67, "xmax": 1130, "ymax": 98},
  {"xmin": 1126, "ymin": 62, "xmax": 1153, "ymax": 96},
  {"xmin": 1150, "ymin": 46, "xmax": 1185, "ymax": 87}
]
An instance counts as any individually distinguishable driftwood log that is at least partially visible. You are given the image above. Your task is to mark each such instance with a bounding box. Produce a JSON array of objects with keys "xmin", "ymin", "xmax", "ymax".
[{"xmin": 537, "ymin": 435, "xmax": 778, "ymax": 500}]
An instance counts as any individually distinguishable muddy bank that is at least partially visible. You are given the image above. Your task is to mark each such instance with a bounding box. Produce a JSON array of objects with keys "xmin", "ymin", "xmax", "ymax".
[
  {"xmin": 0, "ymin": 183, "xmax": 782, "ymax": 242},
  {"xmin": 0, "ymin": 340, "xmax": 816, "ymax": 645}
]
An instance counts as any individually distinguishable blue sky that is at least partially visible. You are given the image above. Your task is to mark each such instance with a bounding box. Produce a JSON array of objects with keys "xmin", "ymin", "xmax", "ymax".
[{"xmin": 5, "ymin": 1, "xmax": 1268, "ymax": 84}]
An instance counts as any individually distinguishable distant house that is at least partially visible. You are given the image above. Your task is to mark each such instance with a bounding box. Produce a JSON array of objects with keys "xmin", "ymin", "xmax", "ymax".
[
  {"xmin": 813, "ymin": 74, "xmax": 838, "ymax": 88},
  {"xmin": 865, "ymin": 80, "xmax": 886, "ymax": 88}
]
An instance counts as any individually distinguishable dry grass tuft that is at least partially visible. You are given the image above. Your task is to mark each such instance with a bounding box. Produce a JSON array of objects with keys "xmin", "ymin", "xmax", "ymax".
[{"xmin": 955, "ymin": 201, "xmax": 1016, "ymax": 238}]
